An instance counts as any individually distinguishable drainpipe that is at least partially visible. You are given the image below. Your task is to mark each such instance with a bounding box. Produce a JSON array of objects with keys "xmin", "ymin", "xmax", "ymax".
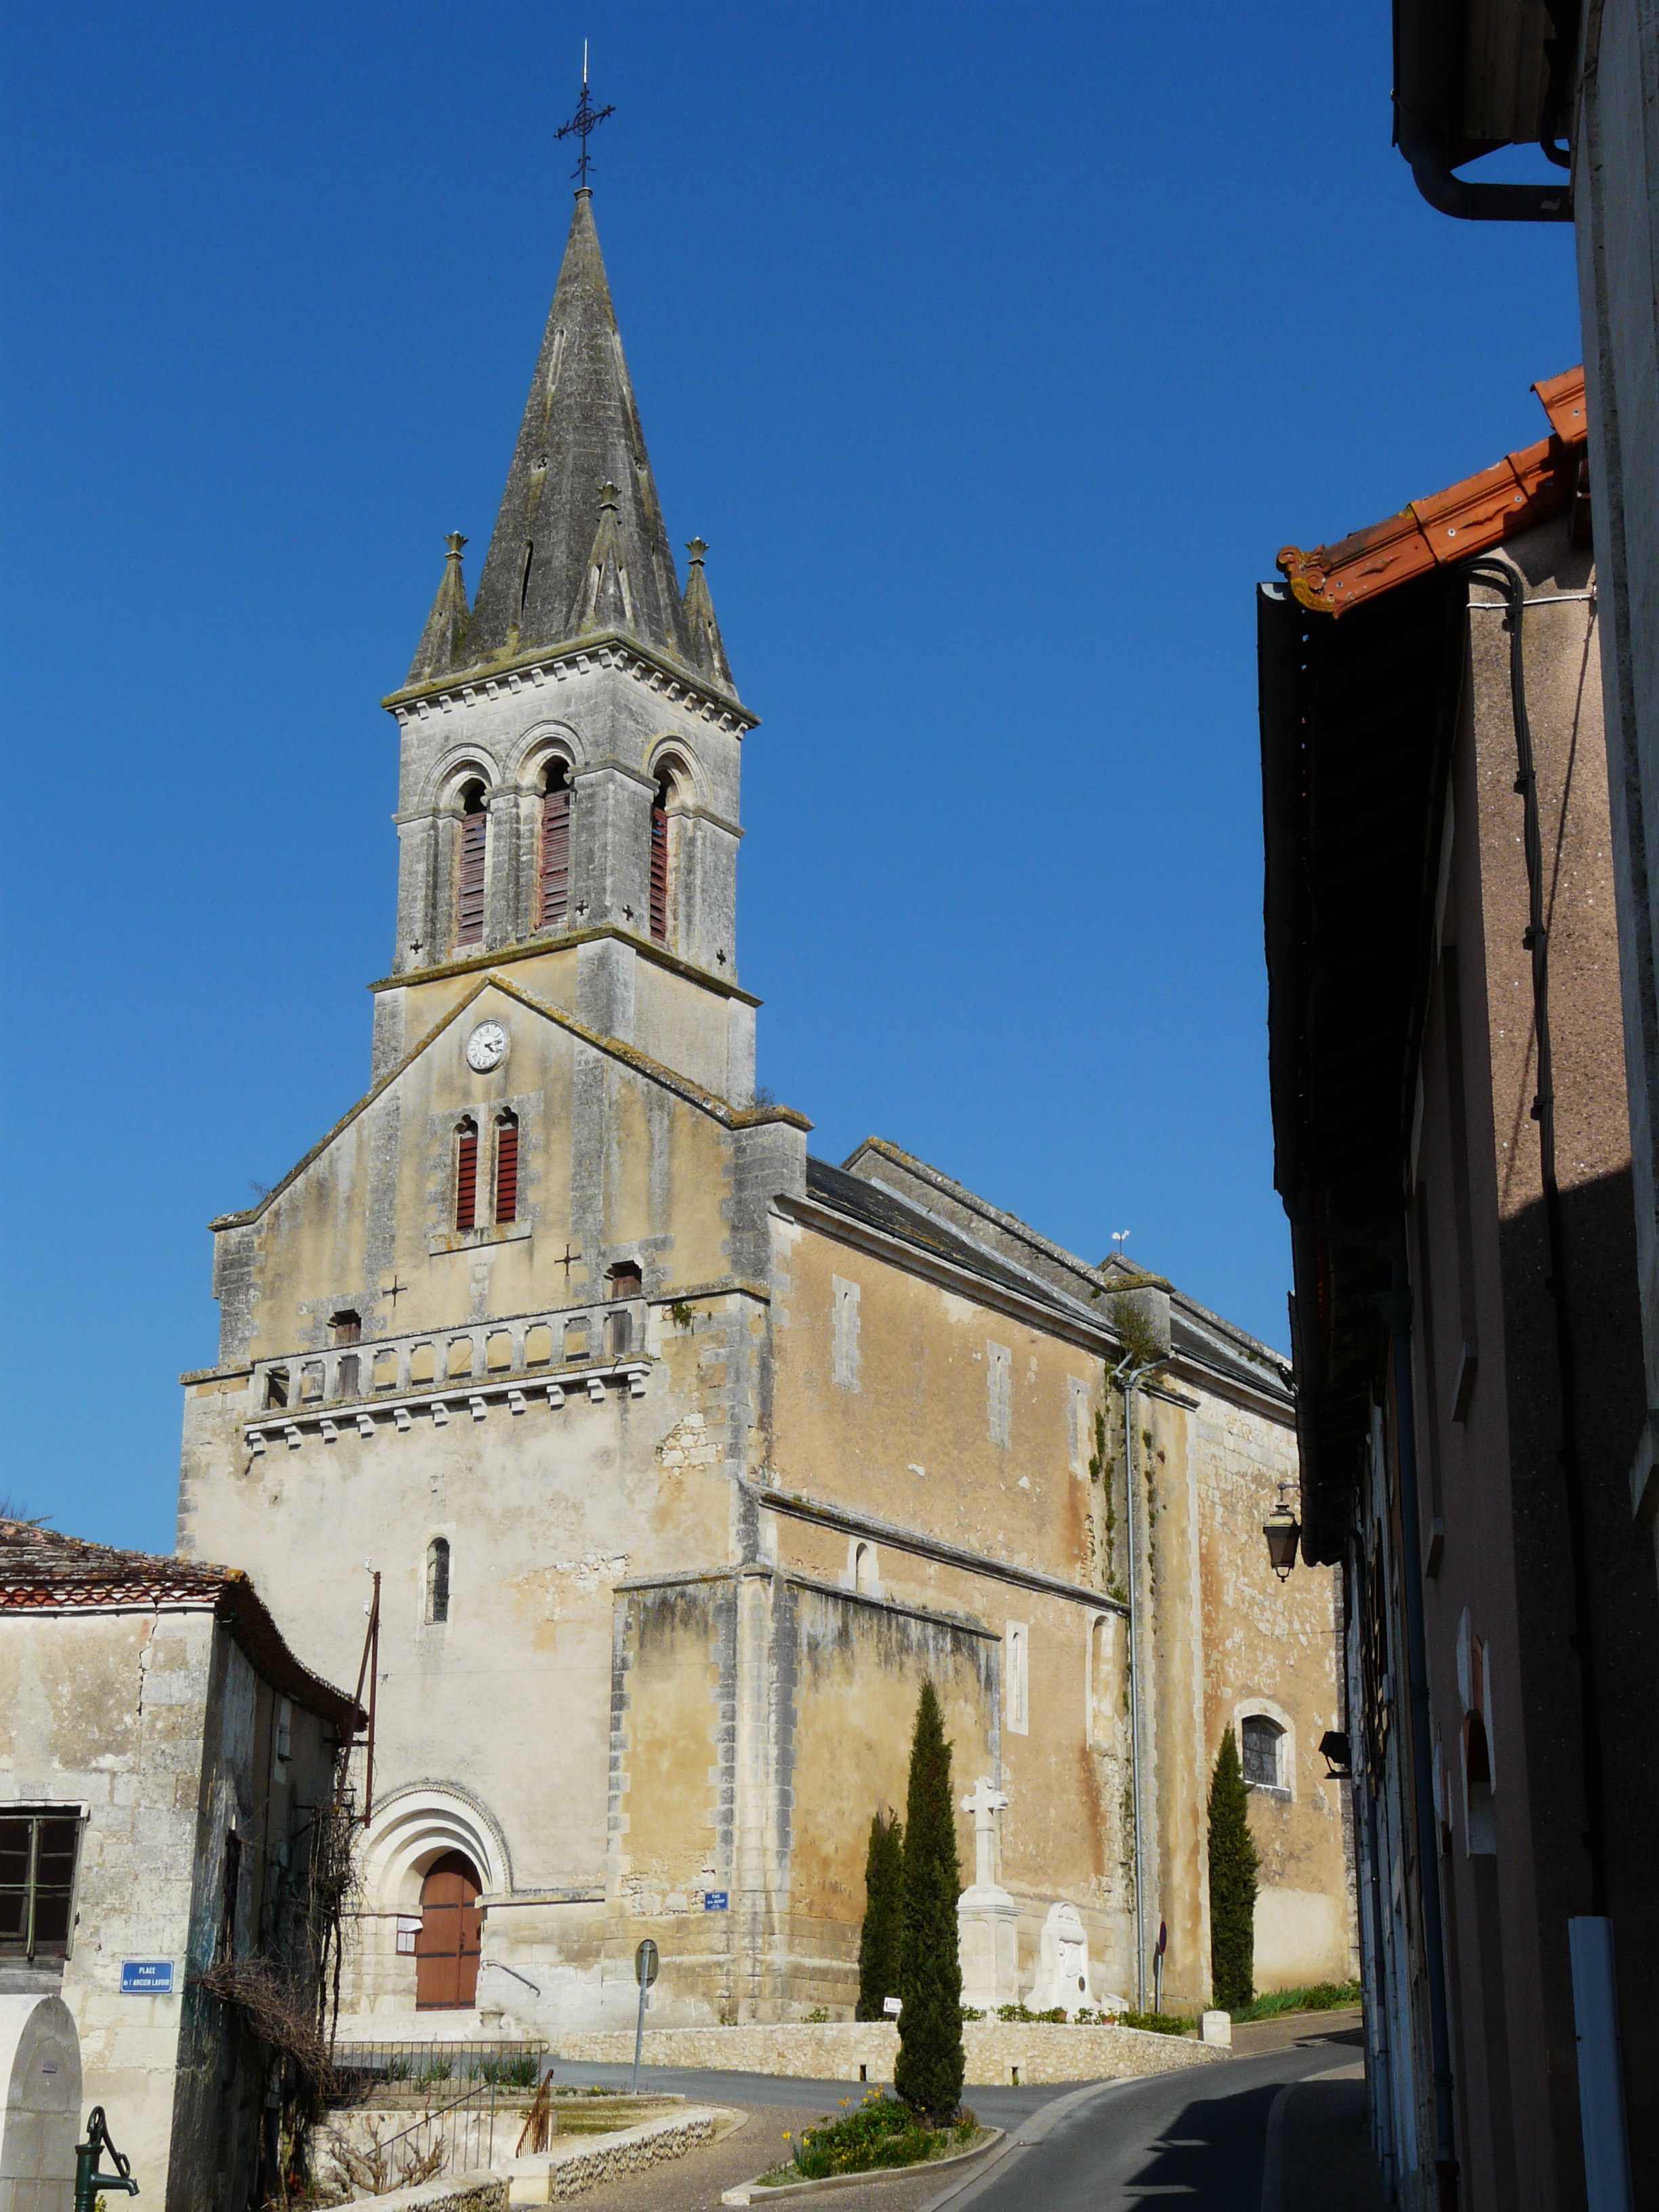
[
  {"xmin": 1387, "ymin": 1225, "xmax": 1460, "ymax": 2210},
  {"xmin": 1113, "ymin": 1352, "xmax": 1163, "ymax": 2014}
]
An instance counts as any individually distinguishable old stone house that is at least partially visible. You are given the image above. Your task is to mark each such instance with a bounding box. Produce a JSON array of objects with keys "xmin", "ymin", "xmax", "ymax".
[
  {"xmin": 176, "ymin": 186, "xmax": 1353, "ymax": 2036},
  {"xmin": 1263, "ymin": 369, "xmax": 1659, "ymax": 2206},
  {"xmin": 0, "ymin": 1521, "xmax": 359, "ymax": 2212}
]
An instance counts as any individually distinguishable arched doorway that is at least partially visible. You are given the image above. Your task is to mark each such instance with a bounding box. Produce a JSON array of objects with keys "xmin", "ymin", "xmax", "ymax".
[{"xmin": 415, "ymin": 1851, "xmax": 483, "ymax": 2010}]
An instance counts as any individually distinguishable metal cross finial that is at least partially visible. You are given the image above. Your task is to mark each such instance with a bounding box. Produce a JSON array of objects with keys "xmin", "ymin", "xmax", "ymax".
[{"xmin": 556, "ymin": 45, "xmax": 615, "ymax": 186}]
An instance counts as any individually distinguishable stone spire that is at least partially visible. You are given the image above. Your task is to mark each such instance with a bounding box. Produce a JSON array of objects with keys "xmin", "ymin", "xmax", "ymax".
[
  {"xmin": 462, "ymin": 189, "xmax": 692, "ymax": 668},
  {"xmin": 680, "ymin": 539, "xmax": 734, "ymax": 691},
  {"xmin": 406, "ymin": 533, "xmax": 470, "ymax": 684}
]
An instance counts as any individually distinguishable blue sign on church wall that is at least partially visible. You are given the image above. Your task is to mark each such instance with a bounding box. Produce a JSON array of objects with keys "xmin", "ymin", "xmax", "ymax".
[
  {"xmin": 702, "ymin": 1891, "xmax": 729, "ymax": 1912},
  {"xmin": 121, "ymin": 1960, "xmax": 174, "ymax": 1994}
]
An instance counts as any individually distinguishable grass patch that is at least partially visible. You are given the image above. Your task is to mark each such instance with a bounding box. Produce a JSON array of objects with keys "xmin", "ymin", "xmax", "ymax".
[
  {"xmin": 1231, "ymin": 1980, "xmax": 1361, "ymax": 2024},
  {"xmin": 754, "ymin": 2095, "xmax": 979, "ymax": 2185}
]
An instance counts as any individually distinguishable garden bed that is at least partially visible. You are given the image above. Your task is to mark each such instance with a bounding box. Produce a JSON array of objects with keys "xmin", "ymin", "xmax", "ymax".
[{"xmin": 744, "ymin": 2097, "xmax": 993, "ymax": 2194}]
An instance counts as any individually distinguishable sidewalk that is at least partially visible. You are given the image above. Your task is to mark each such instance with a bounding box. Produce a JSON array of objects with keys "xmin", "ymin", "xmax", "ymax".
[{"xmin": 1267, "ymin": 2057, "xmax": 1385, "ymax": 2212}]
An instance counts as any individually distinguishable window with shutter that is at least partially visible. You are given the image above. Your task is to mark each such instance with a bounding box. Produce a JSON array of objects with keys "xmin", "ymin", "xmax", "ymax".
[
  {"xmin": 494, "ymin": 1113, "xmax": 518, "ymax": 1225},
  {"xmin": 539, "ymin": 775, "xmax": 572, "ymax": 928},
  {"xmin": 455, "ymin": 790, "xmax": 487, "ymax": 947},
  {"xmin": 649, "ymin": 793, "xmax": 670, "ymax": 943},
  {"xmin": 455, "ymin": 1120, "xmax": 478, "ymax": 1231}
]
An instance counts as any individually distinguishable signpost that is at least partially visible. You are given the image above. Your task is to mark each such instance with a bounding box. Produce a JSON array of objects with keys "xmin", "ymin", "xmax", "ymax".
[
  {"xmin": 119, "ymin": 1963, "xmax": 173, "ymax": 1996},
  {"xmin": 1153, "ymin": 1921, "xmax": 1168, "ymax": 2017},
  {"xmin": 632, "ymin": 1939, "xmax": 659, "ymax": 2093}
]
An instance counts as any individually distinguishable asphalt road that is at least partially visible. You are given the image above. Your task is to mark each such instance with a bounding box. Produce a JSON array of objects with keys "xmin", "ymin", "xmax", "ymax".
[
  {"xmin": 929, "ymin": 2036, "xmax": 1368, "ymax": 2211},
  {"xmin": 558, "ymin": 2027, "xmax": 1376, "ymax": 2210}
]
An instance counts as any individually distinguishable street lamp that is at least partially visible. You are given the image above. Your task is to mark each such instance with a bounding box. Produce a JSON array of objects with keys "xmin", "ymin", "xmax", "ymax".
[{"xmin": 1263, "ymin": 1483, "xmax": 1301, "ymax": 1580}]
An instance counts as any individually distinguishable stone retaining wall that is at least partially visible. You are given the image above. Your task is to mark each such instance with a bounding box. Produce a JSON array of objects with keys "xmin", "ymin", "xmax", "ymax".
[
  {"xmin": 336, "ymin": 2178, "xmax": 506, "ymax": 2212},
  {"xmin": 555, "ymin": 2021, "xmax": 1219, "ymax": 2086},
  {"xmin": 505, "ymin": 2108, "xmax": 723, "ymax": 2203}
]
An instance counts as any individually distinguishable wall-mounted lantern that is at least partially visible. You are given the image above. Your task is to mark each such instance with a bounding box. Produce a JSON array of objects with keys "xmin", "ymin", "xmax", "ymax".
[
  {"xmin": 1263, "ymin": 1483, "xmax": 1302, "ymax": 1580},
  {"xmin": 1319, "ymin": 1729, "xmax": 1353, "ymax": 1779}
]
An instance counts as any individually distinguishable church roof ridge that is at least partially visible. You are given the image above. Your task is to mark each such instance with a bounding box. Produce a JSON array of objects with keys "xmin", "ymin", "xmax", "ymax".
[
  {"xmin": 838, "ymin": 1136, "xmax": 1292, "ymax": 1395},
  {"xmin": 209, "ymin": 970, "xmax": 809, "ymax": 1233},
  {"xmin": 453, "ymin": 190, "xmax": 701, "ymax": 677}
]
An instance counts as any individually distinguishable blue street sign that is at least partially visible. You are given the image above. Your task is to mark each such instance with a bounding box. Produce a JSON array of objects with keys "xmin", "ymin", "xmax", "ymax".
[
  {"xmin": 702, "ymin": 1890, "xmax": 729, "ymax": 1912},
  {"xmin": 121, "ymin": 1961, "xmax": 174, "ymax": 1995}
]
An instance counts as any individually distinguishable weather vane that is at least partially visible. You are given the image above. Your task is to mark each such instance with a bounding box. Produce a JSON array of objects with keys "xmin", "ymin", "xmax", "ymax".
[{"xmin": 556, "ymin": 42, "xmax": 615, "ymax": 186}]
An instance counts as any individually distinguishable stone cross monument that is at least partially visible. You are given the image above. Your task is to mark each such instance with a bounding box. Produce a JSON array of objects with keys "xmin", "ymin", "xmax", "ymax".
[{"xmin": 956, "ymin": 1776, "xmax": 1020, "ymax": 2011}]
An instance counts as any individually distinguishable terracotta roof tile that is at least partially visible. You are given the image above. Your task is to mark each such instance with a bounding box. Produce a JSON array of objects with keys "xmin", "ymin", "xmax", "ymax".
[
  {"xmin": 1277, "ymin": 367, "xmax": 1585, "ymax": 617},
  {"xmin": 0, "ymin": 1519, "xmax": 363, "ymax": 1728}
]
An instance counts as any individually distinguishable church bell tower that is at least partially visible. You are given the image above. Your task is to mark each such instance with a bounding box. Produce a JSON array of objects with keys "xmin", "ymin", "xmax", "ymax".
[{"xmin": 373, "ymin": 186, "xmax": 758, "ymax": 1106}]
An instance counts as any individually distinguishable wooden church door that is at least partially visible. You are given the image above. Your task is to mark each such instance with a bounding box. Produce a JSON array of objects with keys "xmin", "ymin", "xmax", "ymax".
[{"xmin": 415, "ymin": 1852, "xmax": 483, "ymax": 2009}]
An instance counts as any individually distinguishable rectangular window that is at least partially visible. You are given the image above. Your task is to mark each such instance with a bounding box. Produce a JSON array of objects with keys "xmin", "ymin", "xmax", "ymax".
[
  {"xmin": 1067, "ymin": 1377, "xmax": 1090, "ymax": 1475},
  {"xmin": 1005, "ymin": 1622, "xmax": 1029, "ymax": 1735},
  {"xmin": 494, "ymin": 1116, "xmax": 519, "ymax": 1225},
  {"xmin": 0, "ymin": 1810, "xmax": 80, "ymax": 1959},
  {"xmin": 987, "ymin": 1342, "xmax": 1012, "ymax": 1446},
  {"xmin": 455, "ymin": 1124, "xmax": 478, "ymax": 1232},
  {"xmin": 539, "ymin": 787, "xmax": 573, "ymax": 928},
  {"xmin": 649, "ymin": 804, "xmax": 670, "ymax": 942},
  {"xmin": 456, "ymin": 812, "xmax": 487, "ymax": 946},
  {"xmin": 832, "ymin": 1277, "xmax": 861, "ymax": 1391}
]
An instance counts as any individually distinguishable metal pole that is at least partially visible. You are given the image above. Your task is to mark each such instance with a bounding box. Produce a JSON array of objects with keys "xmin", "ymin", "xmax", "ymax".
[{"xmin": 630, "ymin": 1974, "xmax": 647, "ymax": 2095}]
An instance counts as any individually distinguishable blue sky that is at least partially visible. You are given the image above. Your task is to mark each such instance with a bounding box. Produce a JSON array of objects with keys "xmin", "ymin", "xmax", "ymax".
[{"xmin": 3, "ymin": 3, "xmax": 1580, "ymax": 1550}]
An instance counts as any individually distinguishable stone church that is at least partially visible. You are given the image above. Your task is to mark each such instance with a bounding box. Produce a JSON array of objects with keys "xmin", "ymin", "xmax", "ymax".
[{"xmin": 176, "ymin": 188, "xmax": 1352, "ymax": 2033}]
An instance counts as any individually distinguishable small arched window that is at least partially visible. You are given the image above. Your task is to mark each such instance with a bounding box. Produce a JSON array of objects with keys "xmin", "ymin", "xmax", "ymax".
[
  {"xmin": 539, "ymin": 761, "xmax": 573, "ymax": 930},
  {"xmin": 649, "ymin": 773, "xmax": 672, "ymax": 943},
  {"xmin": 854, "ymin": 1542, "xmax": 878, "ymax": 1595},
  {"xmin": 426, "ymin": 1538, "xmax": 451, "ymax": 1625},
  {"xmin": 1241, "ymin": 1714, "xmax": 1285, "ymax": 1790},
  {"xmin": 455, "ymin": 783, "xmax": 487, "ymax": 947},
  {"xmin": 493, "ymin": 1111, "xmax": 519, "ymax": 1226},
  {"xmin": 454, "ymin": 1118, "xmax": 479, "ymax": 1231}
]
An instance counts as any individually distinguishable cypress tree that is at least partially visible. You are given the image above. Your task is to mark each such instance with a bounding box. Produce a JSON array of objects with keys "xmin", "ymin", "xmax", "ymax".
[
  {"xmin": 1208, "ymin": 1726, "xmax": 1260, "ymax": 2012},
  {"xmin": 893, "ymin": 1681, "xmax": 965, "ymax": 2122},
  {"xmin": 856, "ymin": 1808, "xmax": 905, "ymax": 2021}
]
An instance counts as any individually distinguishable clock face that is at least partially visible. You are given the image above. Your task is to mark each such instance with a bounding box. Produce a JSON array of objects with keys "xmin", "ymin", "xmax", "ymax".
[{"xmin": 465, "ymin": 1021, "xmax": 508, "ymax": 1073}]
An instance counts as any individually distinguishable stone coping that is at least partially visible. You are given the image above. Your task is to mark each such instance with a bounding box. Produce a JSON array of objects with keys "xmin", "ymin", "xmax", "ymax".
[
  {"xmin": 720, "ymin": 2126, "xmax": 1002, "ymax": 2205},
  {"xmin": 554, "ymin": 2020, "xmax": 1221, "ymax": 2087}
]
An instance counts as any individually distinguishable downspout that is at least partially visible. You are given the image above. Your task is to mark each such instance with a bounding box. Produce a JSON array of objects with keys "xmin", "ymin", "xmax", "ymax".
[
  {"xmin": 1387, "ymin": 1229, "xmax": 1461, "ymax": 2211},
  {"xmin": 1113, "ymin": 1351, "xmax": 1163, "ymax": 2014},
  {"xmin": 1397, "ymin": 131, "xmax": 1572, "ymax": 222}
]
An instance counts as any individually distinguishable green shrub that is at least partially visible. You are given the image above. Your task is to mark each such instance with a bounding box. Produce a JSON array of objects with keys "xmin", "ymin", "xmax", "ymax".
[
  {"xmin": 1208, "ymin": 1726, "xmax": 1260, "ymax": 2012},
  {"xmin": 1116, "ymin": 2009, "xmax": 1193, "ymax": 2036},
  {"xmin": 856, "ymin": 1807, "xmax": 905, "ymax": 2022},
  {"xmin": 993, "ymin": 2003, "xmax": 1067, "ymax": 2024},
  {"xmin": 893, "ymin": 1683, "xmax": 966, "ymax": 2123},
  {"xmin": 777, "ymin": 2095, "xmax": 978, "ymax": 2181}
]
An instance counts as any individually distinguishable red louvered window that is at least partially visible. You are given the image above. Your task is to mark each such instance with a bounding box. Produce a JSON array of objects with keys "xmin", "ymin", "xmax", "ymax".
[
  {"xmin": 455, "ymin": 788, "xmax": 487, "ymax": 947},
  {"xmin": 455, "ymin": 1120, "xmax": 478, "ymax": 1231},
  {"xmin": 493, "ymin": 1113, "xmax": 518, "ymax": 1226},
  {"xmin": 539, "ymin": 773, "xmax": 572, "ymax": 929},
  {"xmin": 649, "ymin": 788, "xmax": 670, "ymax": 943}
]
